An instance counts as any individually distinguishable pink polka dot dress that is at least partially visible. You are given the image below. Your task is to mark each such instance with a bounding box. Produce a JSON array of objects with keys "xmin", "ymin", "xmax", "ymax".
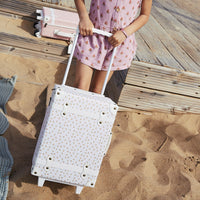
[{"xmin": 74, "ymin": 0, "xmax": 143, "ymax": 71}]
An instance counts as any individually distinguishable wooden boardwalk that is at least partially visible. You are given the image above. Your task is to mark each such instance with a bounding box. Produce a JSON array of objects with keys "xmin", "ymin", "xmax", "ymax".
[
  {"xmin": 136, "ymin": 0, "xmax": 200, "ymax": 71},
  {"xmin": 108, "ymin": 0, "xmax": 200, "ymax": 113},
  {"xmin": 0, "ymin": 0, "xmax": 199, "ymax": 114}
]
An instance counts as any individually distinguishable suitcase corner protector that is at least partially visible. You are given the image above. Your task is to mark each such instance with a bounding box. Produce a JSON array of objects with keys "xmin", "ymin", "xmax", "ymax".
[{"xmin": 31, "ymin": 165, "xmax": 41, "ymax": 177}]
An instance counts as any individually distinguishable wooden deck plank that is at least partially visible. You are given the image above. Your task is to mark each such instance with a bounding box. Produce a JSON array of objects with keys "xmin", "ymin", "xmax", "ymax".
[
  {"xmin": 0, "ymin": 10, "xmax": 35, "ymax": 20},
  {"xmin": 153, "ymin": 0, "xmax": 200, "ymax": 39},
  {"xmin": 0, "ymin": 0, "xmax": 40, "ymax": 17},
  {"xmin": 141, "ymin": 15, "xmax": 199, "ymax": 72},
  {"xmin": 126, "ymin": 61, "xmax": 200, "ymax": 98},
  {"xmin": 135, "ymin": 32, "xmax": 161, "ymax": 65},
  {"xmin": 138, "ymin": 17, "xmax": 184, "ymax": 70},
  {"xmin": 0, "ymin": 32, "xmax": 68, "ymax": 56},
  {"xmin": 0, "ymin": 43, "xmax": 68, "ymax": 63},
  {"xmin": 151, "ymin": 3, "xmax": 200, "ymax": 50},
  {"xmin": 151, "ymin": 5, "xmax": 200, "ymax": 72},
  {"xmin": 118, "ymin": 84, "xmax": 200, "ymax": 114},
  {"xmin": 0, "ymin": 0, "xmax": 75, "ymax": 18}
]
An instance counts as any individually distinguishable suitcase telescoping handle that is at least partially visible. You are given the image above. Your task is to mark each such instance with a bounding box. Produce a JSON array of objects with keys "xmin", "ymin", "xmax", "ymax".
[{"xmin": 62, "ymin": 28, "xmax": 117, "ymax": 95}]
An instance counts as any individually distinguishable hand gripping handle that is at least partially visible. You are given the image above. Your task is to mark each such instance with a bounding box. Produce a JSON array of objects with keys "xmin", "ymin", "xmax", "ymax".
[
  {"xmin": 62, "ymin": 27, "xmax": 117, "ymax": 95},
  {"xmin": 54, "ymin": 27, "xmax": 112, "ymax": 38}
]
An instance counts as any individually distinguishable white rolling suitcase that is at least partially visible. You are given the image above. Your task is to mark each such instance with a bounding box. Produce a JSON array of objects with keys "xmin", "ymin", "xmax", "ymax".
[{"xmin": 31, "ymin": 28, "xmax": 118, "ymax": 194}]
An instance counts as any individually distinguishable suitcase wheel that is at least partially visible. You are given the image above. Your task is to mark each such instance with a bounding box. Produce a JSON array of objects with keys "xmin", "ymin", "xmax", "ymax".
[
  {"xmin": 33, "ymin": 22, "xmax": 38, "ymax": 28},
  {"xmin": 34, "ymin": 30, "xmax": 41, "ymax": 38}
]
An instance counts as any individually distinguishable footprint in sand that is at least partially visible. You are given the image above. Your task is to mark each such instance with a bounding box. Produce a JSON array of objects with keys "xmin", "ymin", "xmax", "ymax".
[
  {"xmin": 151, "ymin": 169, "xmax": 191, "ymax": 199},
  {"xmin": 152, "ymin": 155, "xmax": 191, "ymax": 198},
  {"xmin": 138, "ymin": 119, "xmax": 170, "ymax": 152},
  {"xmin": 168, "ymin": 169, "xmax": 191, "ymax": 199},
  {"xmin": 117, "ymin": 173, "xmax": 139, "ymax": 200},
  {"xmin": 109, "ymin": 139, "xmax": 146, "ymax": 170},
  {"xmin": 152, "ymin": 155, "xmax": 173, "ymax": 185},
  {"xmin": 166, "ymin": 124, "xmax": 200, "ymax": 155}
]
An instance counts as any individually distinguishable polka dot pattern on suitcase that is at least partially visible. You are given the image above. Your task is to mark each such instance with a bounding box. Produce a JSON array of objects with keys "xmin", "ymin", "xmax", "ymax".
[{"xmin": 32, "ymin": 85, "xmax": 118, "ymax": 187}]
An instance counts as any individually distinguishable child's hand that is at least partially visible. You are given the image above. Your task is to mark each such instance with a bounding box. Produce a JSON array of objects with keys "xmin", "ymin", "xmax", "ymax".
[
  {"xmin": 108, "ymin": 30, "xmax": 127, "ymax": 47},
  {"xmin": 79, "ymin": 17, "xmax": 94, "ymax": 36}
]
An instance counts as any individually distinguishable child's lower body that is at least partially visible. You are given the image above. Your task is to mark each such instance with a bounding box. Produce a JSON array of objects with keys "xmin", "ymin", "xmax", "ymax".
[{"xmin": 74, "ymin": 33, "xmax": 137, "ymax": 94}]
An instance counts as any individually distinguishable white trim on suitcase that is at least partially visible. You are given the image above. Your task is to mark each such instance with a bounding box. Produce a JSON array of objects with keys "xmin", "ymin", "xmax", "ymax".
[
  {"xmin": 51, "ymin": 100, "xmax": 115, "ymax": 123},
  {"xmin": 50, "ymin": 8, "xmax": 55, "ymax": 25},
  {"xmin": 32, "ymin": 158, "xmax": 99, "ymax": 177}
]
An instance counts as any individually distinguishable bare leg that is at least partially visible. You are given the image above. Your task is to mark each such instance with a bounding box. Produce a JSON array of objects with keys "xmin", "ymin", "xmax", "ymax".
[
  {"xmin": 90, "ymin": 70, "xmax": 114, "ymax": 94},
  {"xmin": 74, "ymin": 60, "xmax": 94, "ymax": 91}
]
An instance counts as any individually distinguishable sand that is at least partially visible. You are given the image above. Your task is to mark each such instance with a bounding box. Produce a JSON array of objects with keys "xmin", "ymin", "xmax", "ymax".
[{"xmin": 0, "ymin": 1, "xmax": 200, "ymax": 200}]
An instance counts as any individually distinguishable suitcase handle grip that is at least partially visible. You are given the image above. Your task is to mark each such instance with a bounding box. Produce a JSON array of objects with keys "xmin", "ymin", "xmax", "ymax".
[
  {"xmin": 54, "ymin": 30, "xmax": 75, "ymax": 39},
  {"xmin": 54, "ymin": 28, "xmax": 112, "ymax": 38},
  {"xmin": 62, "ymin": 27, "xmax": 117, "ymax": 95},
  {"xmin": 92, "ymin": 28, "xmax": 112, "ymax": 37}
]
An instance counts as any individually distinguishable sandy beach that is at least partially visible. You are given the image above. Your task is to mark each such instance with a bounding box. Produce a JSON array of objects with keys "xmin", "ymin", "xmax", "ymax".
[{"xmin": 0, "ymin": 0, "xmax": 200, "ymax": 199}]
